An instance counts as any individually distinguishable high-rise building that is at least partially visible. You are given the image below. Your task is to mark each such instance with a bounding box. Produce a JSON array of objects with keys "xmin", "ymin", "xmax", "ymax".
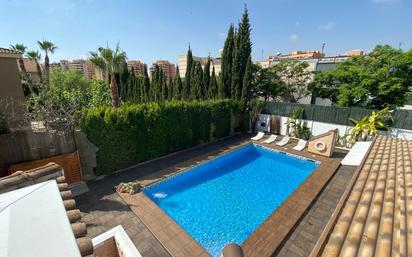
[
  {"xmin": 150, "ymin": 60, "xmax": 176, "ymax": 81},
  {"xmin": 178, "ymin": 55, "xmax": 221, "ymax": 78},
  {"xmin": 49, "ymin": 59, "xmax": 99, "ymax": 79},
  {"xmin": 127, "ymin": 60, "xmax": 145, "ymax": 76},
  {"xmin": 68, "ymin": 59, "xmax": 88, "ymax": 75}
]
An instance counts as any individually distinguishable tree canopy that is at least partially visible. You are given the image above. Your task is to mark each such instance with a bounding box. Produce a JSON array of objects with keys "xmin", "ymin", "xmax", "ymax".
[
  {"xmin": 268, "ymin": 60, "xmax": 313, "ymax": 103},
  {"xmin": 311, "ymin": 45, "xmax": 412, "ymax": 109},
  {"xmin": 89, "ymin": 43, "xmax": 127, "ymax": 107}
]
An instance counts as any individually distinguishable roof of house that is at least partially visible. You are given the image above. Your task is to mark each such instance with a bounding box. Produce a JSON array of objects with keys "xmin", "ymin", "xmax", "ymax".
[
  {"xmin": 0, "ymin": 163, "xmax": 93, "ymax": 257},
  {"xmin": 316, "ymin": 135, "xmax": 412, "ymax": 257},
  {"xmin": 0, "ymin": 47, "xmax": 19, "ymax": 54},
  {"xmin": 0, "ymin": 48, "xmax": 22, "ymax": 59}
]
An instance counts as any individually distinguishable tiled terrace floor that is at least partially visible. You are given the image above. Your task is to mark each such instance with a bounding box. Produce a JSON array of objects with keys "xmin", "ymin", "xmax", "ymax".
[
  {"xmin": 76, "ymin": 134, "xmax": 356, "ymax": 257},
  {"xmin": 274, "ymin": 165, "xmax": 357, "ymax": 257}
]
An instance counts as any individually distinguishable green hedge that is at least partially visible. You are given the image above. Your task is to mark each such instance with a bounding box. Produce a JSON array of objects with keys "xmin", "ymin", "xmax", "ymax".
[
  {"xmin": 262, "ymin": 101, "xmax": 412, "ymax": 130},
  {"xmin": 78, "ymin": 99, "xmax": 246, "ymax": 175}
]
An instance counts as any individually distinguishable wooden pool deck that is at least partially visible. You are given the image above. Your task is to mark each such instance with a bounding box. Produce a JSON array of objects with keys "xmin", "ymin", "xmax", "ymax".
[{"xmin": 117, "ymin": 134, "xmax": 347, "ymax": 257}]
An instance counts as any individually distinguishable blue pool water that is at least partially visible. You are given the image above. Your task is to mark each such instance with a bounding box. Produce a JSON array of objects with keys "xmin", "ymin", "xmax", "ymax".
[{"xmin": 144, "ymin": 144, "xmax": 319, "ymax": 257}]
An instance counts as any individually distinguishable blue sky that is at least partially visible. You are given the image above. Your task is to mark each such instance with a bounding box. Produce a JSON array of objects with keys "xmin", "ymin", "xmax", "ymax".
[{"xmin": 1, "ymin": 0, "xmax": 411, "ymax": 64}]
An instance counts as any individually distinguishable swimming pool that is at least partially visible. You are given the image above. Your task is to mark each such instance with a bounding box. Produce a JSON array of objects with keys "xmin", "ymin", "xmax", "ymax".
[{"xmin": 144, "ymin": 144, "xmax": 319, "ymax": 257}]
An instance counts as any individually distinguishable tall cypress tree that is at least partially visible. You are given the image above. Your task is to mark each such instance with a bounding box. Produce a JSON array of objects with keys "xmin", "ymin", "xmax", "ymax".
[
  {"xmin": 119, "ymin": 61, "xmax": 130, "ymax": 101},
  {"xmin": 160, "ymin": 69, "xmax": 167, "ymax": 101},
  {"xmin": 169, "ymin": 78, "xmax": 174, "ymax": 100},
  {"xmin": 236, "ymin": 6, "xmax": 252, "ymax": 100},
  {"xmin": 183, "ymin": 47, "xmax": 193, "ymax": 100},
  {"xmin": 231, "ymin": 29, "xmax": 240, "ymax": 99},
  {"xmin": 203, "ymin": 57, "xmax": 211, "ymax": 99},
  {"xmin": 220, "ymin": 24, "xmax": 235, "ymax": 98},
  {"xmin": 198, "ymin": 62, "xmax": 204, "ymax": 99},
  {"xmin": 150, "ymin": 65, "xmax": 160, "ymax": 102},
  {"xmin": 125, "ymin": 73, "xmax": 133, "ymax": 102},
  {"xmin": 173, "ymin": 66, "xmax": 182, "ymax": 99},
  {"xmin": 134, "ymin": 74, "xmax": 141, "ymax": 103},
  {"xmin": 208, "ymin": 66, "xmax": 218, "ymax": 99},
  {"xmin": 143, "ymin": 64, "xmax": 150, "ymax": 102},
  {"xmin": 190, "ymin": 61, "xmax": 204, "ymax": 100},
  {"xmin": 139, "ymin": 76, "xmax": 145, "ymax": 102},
  {"xmin": 127, "ymin": 71, "xmax": 135, "ymax": 102},
  {"xmin": 240, "ymin": 57, "xmax": 252, "ymax": 110}
]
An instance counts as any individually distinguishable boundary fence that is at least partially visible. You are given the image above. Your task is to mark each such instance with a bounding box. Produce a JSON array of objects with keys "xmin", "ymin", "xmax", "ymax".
[{"xmin": 261, "ymin": 101, "xmax": 412, "ymax": 130}]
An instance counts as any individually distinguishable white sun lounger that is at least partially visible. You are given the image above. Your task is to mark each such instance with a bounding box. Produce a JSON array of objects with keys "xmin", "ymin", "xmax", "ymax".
[
  {"xmin": 251, "ymin": 132, "xmax": 265, "ymax": 141},
  {"xmin": 276, "ymin": 136, "xmax": 290, "ymax": 146},
  {"xmin": 263, "ymin": 135, "xmax": 277, "ymax": 144},
  {"xmin": 292, "ymin": 139, "xmax": 307, "ymax": 151}
]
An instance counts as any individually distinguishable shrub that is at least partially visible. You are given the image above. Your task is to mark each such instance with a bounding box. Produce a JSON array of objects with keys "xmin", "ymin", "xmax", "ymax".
[
  {"xmin": 346, "ymin": 107, "xmax": 393, "ymax": 143},
  {"xmin": 115, "ymin": 182, "xmax": 142, "ymax": 194},
  {"xmin": 78, "ymin": 99, "xmax": 246, "ymax": 175}
]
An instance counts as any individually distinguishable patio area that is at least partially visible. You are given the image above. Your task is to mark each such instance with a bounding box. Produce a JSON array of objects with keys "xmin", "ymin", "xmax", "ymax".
[{"xmin": 76, "ymin": 134, "xmax": 355, "ymax": 257}]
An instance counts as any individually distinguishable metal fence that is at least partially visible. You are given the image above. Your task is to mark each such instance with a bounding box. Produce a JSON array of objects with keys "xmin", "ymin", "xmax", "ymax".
[{"xmin": 261, "ymin": 101, "xmax": 412, "ymax": 130}]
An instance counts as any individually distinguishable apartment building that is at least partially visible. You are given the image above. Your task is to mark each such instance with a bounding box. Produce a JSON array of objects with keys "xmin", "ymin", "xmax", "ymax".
[
  {"xmin": 150, "ymin": 60, "xmax": 176, "ymax": 81},
  {"xmin": 49, "ymin": 59, "xmax": 97, "ymax": 79},
  {"xmin": 256, "ymin": 49, "xmax": 364, "ymax": 106},
  {"xmin": 178, "ymin": 55, "xmax": 221, "ymax": 78},
  {"xmin": 268, "ymin": 50, "xmax": 324, "ymax": 61},
  {"xmin": 258, "ymin": 49, "xmax": 364, "ymax": 70},
  {"xmin": 127, "ymin": 60, "xmax": 145, "ymax": 76},
  {"xmin": 68, "ymin": 59, "xmax": 88, "ymax": 75}
]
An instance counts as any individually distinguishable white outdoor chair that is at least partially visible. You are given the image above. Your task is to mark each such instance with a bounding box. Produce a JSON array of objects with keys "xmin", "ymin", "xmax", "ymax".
[
  {"xmin": 276, "ymin": 136, "xmax": 290, "ymax": 146},
  {"xmin": 292, "ymin": 139, "xmax": 307, "ymax": 151},
  {"xmin": 263, "ymin": 135, "xmax": 277, "ymax": 144},
  {"xmin": 251, "ymin": 132, "xmax": 265, "ymax": 141}
]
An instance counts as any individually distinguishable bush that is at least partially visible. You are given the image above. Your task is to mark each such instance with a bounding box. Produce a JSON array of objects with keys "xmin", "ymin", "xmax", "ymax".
[{"xmin": 78, "ymin": 99, "xmax": 246, "ymax": 175}]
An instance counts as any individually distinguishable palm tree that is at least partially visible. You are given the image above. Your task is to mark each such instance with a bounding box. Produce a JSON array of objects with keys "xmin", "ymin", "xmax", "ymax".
[
  {"xmin": 89, "ymin": 44, "xmax": 127, "ymax": 107},
  {"xmin": 37, "ymin": 40, "xmax": 57, "ymax": 88},
  {"xmin": 26, "ymin": 50, "xmax": 42, "ymax": 82},
  {"xmin": 9, "ymin": 44, "xmax": 27, "ymax": 77}
]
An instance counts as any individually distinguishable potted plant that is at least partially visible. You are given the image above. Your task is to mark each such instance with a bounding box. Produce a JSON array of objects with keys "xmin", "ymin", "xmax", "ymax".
[{"xmin": 346, "ymin": 107, "xmax": 393, "ymax": 144}]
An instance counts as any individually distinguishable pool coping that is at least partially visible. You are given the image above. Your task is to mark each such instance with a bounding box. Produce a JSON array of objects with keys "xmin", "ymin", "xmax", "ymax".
[{"xmin": 119, "ymin": 137, "xmax": 342, "ymax": 257}]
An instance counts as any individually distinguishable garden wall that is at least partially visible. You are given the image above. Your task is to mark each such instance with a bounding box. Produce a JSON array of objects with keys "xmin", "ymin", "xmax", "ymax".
[
  {"xmin": 261, "ymin": 101, "xmax": 412, "ymax": 130},
  {"xmin": 79, "ymin": 100, "xmax": 247, "ymax": 175},
  {"xmin": 0, "ymin": 130, "xmax": 76, "ymax": 176},
  {"xmin": 260, "ymin": 101, "xmax": 412, "ymax": 140}
]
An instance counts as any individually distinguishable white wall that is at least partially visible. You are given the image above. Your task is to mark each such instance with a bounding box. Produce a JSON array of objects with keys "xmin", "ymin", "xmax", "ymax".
[
  {"xmin": 392, "ymin": 129, "xmax": 412, "ymax": 140},
  {"xmin": 260, "ymin": 114, "xmax": 412, "ymax": 140}
]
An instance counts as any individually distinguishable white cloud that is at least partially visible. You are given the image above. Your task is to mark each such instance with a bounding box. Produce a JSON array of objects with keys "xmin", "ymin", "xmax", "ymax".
[
  {"xmin": 290, "ymin": 34, "xmax": 298, "ymax": 42},
  {"xmin": 318, "ymin": 22, "xmax": 336, "ymax": 31}
]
